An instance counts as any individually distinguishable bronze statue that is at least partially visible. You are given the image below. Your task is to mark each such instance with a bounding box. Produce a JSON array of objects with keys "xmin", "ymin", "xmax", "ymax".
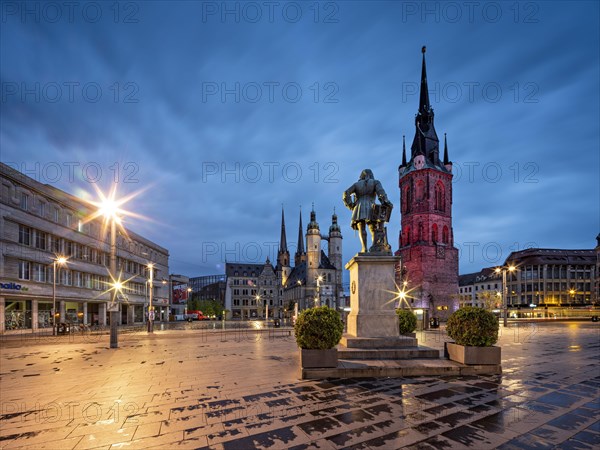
[{"xmin": 343, "ymin": 169, "xmax": 393, "ymax": 254}]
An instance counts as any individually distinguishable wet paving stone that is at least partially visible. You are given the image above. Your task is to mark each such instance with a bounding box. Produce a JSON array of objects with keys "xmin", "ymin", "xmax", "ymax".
[
  {"xmin": 297, "ymin": 416, "xmax": 343, "ymax": 437},
  {"xmin": 551, "ymin": 438, "xmax": 596, "ymax": 449},
  {"xmin": 569, "ymin": 429, "xmax": 600, "ymax": 446},
  {"xmin": 586, "ymin": 420, "xmax": 600, "ymax": 432},
  {"xmin": 535, "ymin": 391, "xmax": 582, "ymax": 408},
  {"xmin": 547, "ymin": 412, "xmax": 595, "ymax": 430},
  {"xmin": 435, "ymin": 410, "xmax": 474, "ymax": 427},
  {"xmin": 222, "ymin": 426, "xmax": 300, "ymax": 449},
  {"xmin": 333, "ymin": 409, "xmax": 374, "ymax": 425},
  {"xmin": 441, "ymin": 424, "xmax": 497, "ymax": 448},
  {"xmin": 497, "ymin": 433, "xmax": 555, "ymax": 449},
  {"xmin": 363, "ymin": 403, "xmax": 394, "ymax": 417},
  {"xmin": 1, "ymin": 323, "xmax": 599, "ymax": 449},
  {"xmin": 530, "ymin": 425, "xmax": 565, "ymax": 443},
  {"xmin": 416, "ymin": 389, "xmax": 461, "ymax": 402},
  {"xmin": 413, "ymin": 421, "xmax": 443, "ymax": 435}
]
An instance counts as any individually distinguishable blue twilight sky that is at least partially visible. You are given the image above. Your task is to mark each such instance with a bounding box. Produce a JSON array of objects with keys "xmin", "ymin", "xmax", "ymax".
[{"xmin": 1, "ymin": 1, "xmax": 599, "ymax": 280}]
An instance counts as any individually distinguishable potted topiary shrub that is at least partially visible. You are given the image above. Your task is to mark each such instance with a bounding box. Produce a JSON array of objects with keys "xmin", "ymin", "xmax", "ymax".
[
  {"xmin": 396, "ymin": 309, "xmax": 417, "ymax": 337},
  {"xmin": 445, "ymin": 306, "xmax": 501, "ymax": 365},
  {"xmin": 294, "ymin": 306, "xmax": 344, "ymax": 368}
]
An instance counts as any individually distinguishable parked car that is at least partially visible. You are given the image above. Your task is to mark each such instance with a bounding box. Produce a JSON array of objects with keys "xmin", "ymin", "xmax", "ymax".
[{"xmin": 185, "ymin": 310, "xmax": 208, "ymax": 321}]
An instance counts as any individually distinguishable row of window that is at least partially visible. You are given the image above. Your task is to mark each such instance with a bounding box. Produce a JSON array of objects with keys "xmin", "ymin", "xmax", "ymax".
[
  {"xmin": 505, "ymin": 265, "xmax": 594, "ymax": 281},
  {"xmin": 459, "ymin": 284, "xmax": 500, "ymax": 293},
  {"xmin": 508, "ymin": 294, "xmax": 592, "ymax": 304},
  {"xmin": 232, "ymin": 299, "xmax": 282, "ymax": 307},
  {"xmin": 17, "ymin": 224, "xmax": 160, "ymax": 279},
  {"xmin": 17, "ymin": 260, "xmax": 151, "ymax": 295},
  {"xmin": 401, "ymin": 181, "xmax": 447, "ymax": 214},
  {"xmin": 401, "ymin": 223, "xmax": 450, "ymax": 246},
  {"xmin": 462, "ymin": 282, "xmax": 594, "ymax": 296},
  {"xmin": 507, "ymin": 282, "xmax": 592, "ymax": 293},
  {"xmin": 232, "ymin": 288, "xmax": 277, "ymax": 296}
]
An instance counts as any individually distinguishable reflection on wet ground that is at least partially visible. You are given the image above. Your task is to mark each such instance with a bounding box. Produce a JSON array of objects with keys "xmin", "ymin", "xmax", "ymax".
[{"xmin": 0, "ymin": 322, "xmax": 598, "ymax": 449}]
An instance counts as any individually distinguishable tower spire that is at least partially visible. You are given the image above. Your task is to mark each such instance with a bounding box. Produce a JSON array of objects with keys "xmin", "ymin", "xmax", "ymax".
[
  {"xmin": 410, "ymin": 46, "xmax": 440, "ymax": 165},
  {"xmin": 279, "ymin": 207, "xmax": 288, "ymax": 253},
  {"xmin": 401, "ymin": 135, "xmax": 407, "ymax": 166},
  {"xmin": 443, "ymin": 133, "xmax": 449, "ymax": 165},
  {"xmin": 277, "ymin": 206, "xmax": 290, "ymax": 270},
  {"xmin": 296, "ymin": 207, "xmax": 305, "ymax": 255},
  {"xmin": 419, "ymin": 46, "xmax": 431, "ymax": 114}
]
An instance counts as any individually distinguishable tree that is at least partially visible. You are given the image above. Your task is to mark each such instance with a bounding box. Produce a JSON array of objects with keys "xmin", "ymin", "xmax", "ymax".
[
  {"xmin": 285, "ymin": 300, "xmax": 296, "ymax": 318},
  {"xmin": 479, "ymin": 291, "xmax": 501, "ymax": 311}
]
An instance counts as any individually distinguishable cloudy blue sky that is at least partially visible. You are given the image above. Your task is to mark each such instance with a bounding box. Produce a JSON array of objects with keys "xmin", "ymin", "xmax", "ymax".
[{"xmin": 1, "ymin": 1, "xmax": 598, "ymax": 280}]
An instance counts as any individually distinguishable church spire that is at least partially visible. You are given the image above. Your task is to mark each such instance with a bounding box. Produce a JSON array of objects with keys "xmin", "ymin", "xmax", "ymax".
[
  {"xmin": 419, "ymin": 46, "xmax": 431, "ymax": 114},
  {"xmin": 401, "ymin": 135, "xmax": 407, "ymax": 166},
  {"xmin": 277, "ymin": 207, "xmax": 290, "ymax": 269},
  {"xmin": 279, "ymin": 207, "xmax": 288, "ymax": 253},
  {"xmin": 443, "ymin": 133, "xmax": 449, "ymax": 165},
  {"xmin": 294, "ymin": 207, "xmax": 306, "ymax": 267},
  {"xmin": 410, "ymin": 46, "xmax": 440, "ymax": 166},
  {"xmin": 296, "ymin": 207, "xmax": 305, "ymax": 255}
]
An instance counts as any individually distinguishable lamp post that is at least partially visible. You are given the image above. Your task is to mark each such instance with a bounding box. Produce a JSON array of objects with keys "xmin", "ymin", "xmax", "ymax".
[
  {"xmin": 495, "ymin": 265, "xmax": 516, "ymax": 327},
  {"xmin": 315, "ymin": 275, "xmax": 323, "ymax": 308},
  {"xmin": 108, "ymin": 215, "xmax": 118, "ymax": 347},
  {"xmin": 266, "ymin": 294, "xmax": 269, "ymax": 324},
  {"xmin": 569, "ymin": 288, "xmax": 576, "ymax": 306},
  {"xmin": 162, "ymin": 278, "xmax": 170, "ymax": 322},
  {"xmin": 52, "ymin": 256, "xmax": 67, "ymax": 335},
  {"xmin": 148, "ymin": 263, "xmax": 154, "ymax": 333},
  {"xmin": 255, "ymin": 294, "xmax": 261, "ymax": 320},
  {"xmin": 187, "ymin": 287, "xmax": 192, "ymax": 318}
]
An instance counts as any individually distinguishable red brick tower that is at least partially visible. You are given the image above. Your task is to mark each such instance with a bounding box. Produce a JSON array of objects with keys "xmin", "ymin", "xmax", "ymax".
[{"xmin": 397, "ymin": 47, "xmax": 459, "ymax": 319}]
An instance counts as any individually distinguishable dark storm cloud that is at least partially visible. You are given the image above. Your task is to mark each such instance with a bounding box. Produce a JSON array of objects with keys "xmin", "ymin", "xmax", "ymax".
[{"xmin": 1, "ymin": 1, "xmax": 598, "ymax": 276}]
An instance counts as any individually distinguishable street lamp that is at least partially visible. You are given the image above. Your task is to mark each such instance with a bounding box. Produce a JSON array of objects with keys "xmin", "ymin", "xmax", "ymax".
[
  {"xmin": 495, "ymin": 265, "xmax": 516, "ymax": 327},
  {"xmin": 52, "ymin": 256, "xmax": 68, "ymax": 335},
  {"xmin": 147, "ymin": 263, "xmax": 154, "ymax": 333},
  {"xmin": 315, "ymin": 275, "xmax": 323, "ymax": 307},
  {"xmin": 162, "ymin": 278, "xmax": 170, "ymax": 322},
  {"xmin": 569, "ymin": 288, "xmax": 576, "ymax": 305},
  {"xmin": 255, "ymin": 294, "xmax": 261, "ymax": 320},
  {"xmin": 266, "ymin": 294, "xmax": 269, "ymax": 323},
  {"xmin": 97, "ymin": 196, "xmax": 122, "ymax": 347},
  {"xmin": 187, "ymin": 287, "xmax": 192, "ymax": 318},
  {"xmin": 88, "ymin": 185, "xmax": 141, "ymax": 348}
]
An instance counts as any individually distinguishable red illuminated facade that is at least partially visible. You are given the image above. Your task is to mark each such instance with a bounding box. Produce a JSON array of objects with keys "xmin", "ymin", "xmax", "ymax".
[{"xmin": 397, "ymin": 48, "xmax": 459, "ymax": 319}]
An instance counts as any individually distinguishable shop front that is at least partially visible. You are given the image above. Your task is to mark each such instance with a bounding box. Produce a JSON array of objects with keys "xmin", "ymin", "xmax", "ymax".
[{"xmin": 4, "ymin": 299, "xmax": 32, "ymax": 331}]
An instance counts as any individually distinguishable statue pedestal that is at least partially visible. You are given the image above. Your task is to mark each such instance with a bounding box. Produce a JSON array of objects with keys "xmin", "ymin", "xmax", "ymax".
[{"xmin": 345, "ymin": 254, "xmax": 401, "ymax": 338}]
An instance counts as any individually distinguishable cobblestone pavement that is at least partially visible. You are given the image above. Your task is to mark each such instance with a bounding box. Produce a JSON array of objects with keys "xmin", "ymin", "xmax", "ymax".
[{"xmin": 0, "ymin": 322, "xmax": 598, "ymax": 449}]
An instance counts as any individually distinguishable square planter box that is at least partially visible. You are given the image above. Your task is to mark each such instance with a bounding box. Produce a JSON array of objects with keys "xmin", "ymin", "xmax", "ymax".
[
  {"xmin": 400, "ymin": 332, "xmax": 417, "ymax": 338},
  {"xmin": 300, "ymin": 348, "xmax": 338, "ymax": 368},
  {"xmin": 446, "ymin": 342, "xmax": 501, "ymax": 365}
]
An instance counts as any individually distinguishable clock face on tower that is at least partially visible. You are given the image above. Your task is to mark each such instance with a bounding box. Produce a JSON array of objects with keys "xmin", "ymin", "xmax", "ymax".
[{"xmin": 414, "ymin": 155, "xmax": 425, "ymax": 170}]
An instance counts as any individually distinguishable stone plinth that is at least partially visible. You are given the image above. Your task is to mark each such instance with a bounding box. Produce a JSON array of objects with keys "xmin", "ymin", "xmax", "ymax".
[{"xmin": 345, "ymin": 254, "xmax": 401, "ymax": 338}]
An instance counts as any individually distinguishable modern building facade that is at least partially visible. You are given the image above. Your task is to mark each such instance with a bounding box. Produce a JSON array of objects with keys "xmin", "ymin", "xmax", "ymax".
[
  {"xmin": 458, "ymin": 268, "xmax": 502, "ymax": 309},
  {"xmin": 0, "ymin": 163, "xmax": 170, "ymax": 332},
  {"xmin": 396, "ymin": 47, "xmax": 459, "ymax": 319},
  {"xmin": 504, "ymin": 247, "xmax": 597, "ymax": 310},
  {"xmin": 189, "ymin": 274, "xmax": 226, "ymax": 306}
]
